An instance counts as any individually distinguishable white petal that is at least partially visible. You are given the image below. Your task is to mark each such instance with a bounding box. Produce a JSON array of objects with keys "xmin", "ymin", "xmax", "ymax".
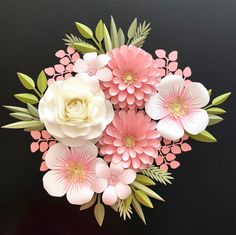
[
  {"xmin": 96, "ymin": 163, "xmax": 110, "ymax": 179},
  {"xmin": 104, "ymin": 99, "xmax": 115, "ymax": 124},
  {"xmin": 75, "ymin": 73, "xmax": 100, "ymax": 93},
  {"xmin": 180, "ymin": 109, "xmax": 209, "ymax": 135},
  {"xmin": 66, "ymin": 186, "xmax": 94, "ymax": 205},
  {"xmin": 83, "ymin": 52, "xmax": 98, "ymax": 66},
  {"xmin": 91, "ymin": 178, "xmax": 108, "ymax": 193},
  {"xmin": 184, "ymin": 82, "xmax": 210, "ymax": 108},
  {"xmin": 145, "ymin": 93, "xmax": 169, "ymax": 120},
  {"xmin": 102, "ymin": 186, "xmax": 117, "ymax": 205},
  {"xmin": 157, "ymin": 116, "xmax": 184, "ymax": 140},
  {"xmin": 43, "ymin": 170, "xmax": 66, "ymax": 197},
  {"xmin": 96, "ymin": 54, "xmax": 110, "ymax": 68},
  {"xmin": 73, "ymin": 59, "xmax": 89, "ymax": 73},
  {"xmin": 115, "ymin": 183, "xmax": 131, "ymax": 200},
  {"xmin": 71, "ymin": 141, "xmax": 98, "ymax": 158},
  {"xmin": 119, "ymin": 169, "xmax": 136, "ymax": 184},
  {"xmin": 96, "ymin": 67, "xmax": 113, "ymax": 81},
  {"xmin": 45, "ymin": 143, "xmax": 68, "ymax": 169}
]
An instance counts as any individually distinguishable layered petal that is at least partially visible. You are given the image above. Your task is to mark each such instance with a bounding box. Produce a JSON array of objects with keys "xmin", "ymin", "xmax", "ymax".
[
  {"xmin": 102, "ymin": 186, "xmax": 117, "ymax": 205},
  {"xmin": 67, "ymin": 186, "xmax": 94, "ymax": 205}
]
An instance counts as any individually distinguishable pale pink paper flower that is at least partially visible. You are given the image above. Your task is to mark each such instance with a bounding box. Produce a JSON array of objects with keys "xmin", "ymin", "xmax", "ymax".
[
  {"xmin": 43, "ymin": 142, "xmax": 99, "ymax": 205},
  {"xmin": 99, "ymin": 110, "xmax": 161, "ymax": 170},
  {"xmin": 145, "ymin": 75, "xmax": 210, "ymax": 140},
  {"xmin": 73, "ymin": 52, "xmax": 112, "ymax": 81},
  {"xmin": 92, "ymin": 162, "xmax": 136, "ymax": 205},
  {"xmin": 101, "ymin": 45, "xmax": 160, "ymax": 109}
]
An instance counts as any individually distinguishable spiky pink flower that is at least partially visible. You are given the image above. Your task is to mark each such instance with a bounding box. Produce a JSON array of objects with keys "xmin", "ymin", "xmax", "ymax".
[
  {"xmin": 101, "ymin": 45, "xmax": 160, "ymax": 109},
  {"xmin": 99, "ymin": 110, "xmax": 161, "ymax": 170},
  {"xmin": 43, "ymin": 142, "xmax": 98, "ymax": 205}
]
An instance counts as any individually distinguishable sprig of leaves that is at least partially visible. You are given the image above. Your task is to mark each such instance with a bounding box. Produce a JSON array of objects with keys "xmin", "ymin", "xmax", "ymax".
[{"xmin": 117, "ymin": 196, "xmax": 133, "ymax": 220}]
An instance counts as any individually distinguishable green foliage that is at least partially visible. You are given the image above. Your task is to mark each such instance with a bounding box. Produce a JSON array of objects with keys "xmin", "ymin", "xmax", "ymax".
[
  {"xmin": 188, "ymin": 130, "xmax": 217, "ymax": 143},
  {"xmin": 134, "ymin": 190, "xmax": 153, "ymax": 208},
  {"xmin": 80, "ymin": 194, "xmax": 97, "ymax": 211},
  {"xmin": 127, "ymin": 18, "xmax": 137, "ymax": 40},
  {"xmin": 135, "ymin": 174, "xmax": 156, "ymax": 186},
  {"xmin": 110, "ymin": 16, "xmax": 119, "ymax": 48},
  {"xmin": 103, "ymin": 23, "xmax": 112, "ymax": 52},
  {"xmin": 132, "ymin": 196, "xmax": 146, "ymax": 225},
  {"xmin": 95, "ymin": 20, "xmax": 104, "ymax": 42},
  {"xmin": 2, "ymin": 120, "xmax": 43, "ymax": 130},
  {"xmin": 207, "ymin": 107, "xmax": 226, "ymax": 115},
  {"xmin": 212, "ymin": 92, "xmax": 231, "ymax": 106},
  {"xmin": 37, "ymin": 70, "xmax": 47, "ymax": 95},
  {"xmin": 94, "ymin": 202, "xmax": 105, "ymax": 226},
  {"xmin": 17, "ymin": 72, "xmax": 35, "ymax": 90},
  {"xmin": 118, "ymin": 28, "xmax": 125, "ymax": 46},
  {"xmin": 75, "ymin": 22, "xmax": 93, "ymax": 39},
  {"xmin": 14, "ymin": 93, "xmax": 39, "ymax": 104},
  {"xmin": 73, "ymin": 42, "xmax": 97, "ymax": 53},
  {"xmin": 117, "ymin": 198, "xmax": 133, "ymax": 220},
  {"xmin": 208, "ymin": 114, "xmax": 223, "ymax": 126}
]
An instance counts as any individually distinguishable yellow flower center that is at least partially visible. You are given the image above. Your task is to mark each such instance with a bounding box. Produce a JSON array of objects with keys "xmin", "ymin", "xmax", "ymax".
[
  {"xmin": 65, "ymin": 162, "xmax": 86, "ymax": 182},
  {"xmin": 166, "ymin": 98, "xmax": 189, "ymax": 118},
  {"xmin": 124, "ymin": 135, "xmax": 136, "ymax": 148},
  {"xmin": 123, "ymin": 72, "xmax": 136, "ymax": 85}
]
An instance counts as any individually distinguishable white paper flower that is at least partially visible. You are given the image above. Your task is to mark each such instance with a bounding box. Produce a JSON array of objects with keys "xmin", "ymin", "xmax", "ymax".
[
  {"xmin": 73, "ymin": 52, "xmax": 112, "ymax": 81},
  {"xmin": 39, "ymin": 75, "xmax": 114, "ymax": 146}
]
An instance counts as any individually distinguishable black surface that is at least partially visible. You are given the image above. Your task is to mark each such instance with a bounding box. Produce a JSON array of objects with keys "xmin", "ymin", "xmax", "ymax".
[{"xmin": 0, "ymin": 0, "xmax": 236, "ymax": 234}]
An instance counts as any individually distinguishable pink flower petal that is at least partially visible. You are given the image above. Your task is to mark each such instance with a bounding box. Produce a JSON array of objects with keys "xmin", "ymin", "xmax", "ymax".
[
  {"xmin": 40, "ymin": 142, "xmax": 49, "ymax": 152},
  {"xmin": 30, "ymin": 142, "xmax": 39, "ymax": 152},
  {"xmin": 183, "ymin": 67, "xmax": 192, "ymax": 77},
  {"xmin": 171, "ymin": 146, "xmax": 181, "ymax": 154},
  {"xmin": 181, "ymin": 143, "xmax": 192, "ymax": 152},
  {"xmin": 91, "ymin": 178, "xmax": 108, "ymax": 193},
  {"xmin": 96, "ymin": 67, "xmax": 112, "ymax": 81},
  {"xmin": 110, "ymin": 162, "xmax": 124, "ymax": 176},
  {"xmin": 67, "ymin": 47, "xmax": 75, "ymax": 54},
  {"xmin": 55, "ymin": 50, "xmax": 65, "ymax": 58},
  {"xmin": 170, "ymin": 160, "xmax": 180, "ymax": 169},
  {"xmin": 168, "ymin": 62, "xmax": 178, "ymax": 72},
  {"xmin": 166, "ymin": 153, "xmax": 176, "ymax": 161},
  {"xmin": 67, "ymin": 186, "xmax": 94, "ymax": 205},
  {"xmin": 44, "ymin": 67, "xmax": 55, "ymax": 76},
  {"xmin": 155, "ymin": 49, "xmax": 166, "ymax": 58},
  {"xmin": 115, "ymin": 182, "xmax": 131, "ymax": 199},
  {"xmin": 54, "ymin": 64, "xmax": 65, "ymax": 73},
  {"xmin": 168, "ymin": 51, "xmax": 178, "ymax": 61},
  {"xmin": 41, "ymin": 130, "xmax": 51, "ymax": 139},
  {"xmin": 160, "ymin": 164, "xmax": 168, "ymax": 172},
  {"xmin": 40, "ymin": 161, "xmax": 48, "ymax": 172},
  {"xmin": 96, "ymin": 163, "xmax": 110, "ymax": 179},
  {"xmin": 60, "ymin": 57, "xmax": 70, "ymax": 65},
  {"xmin": 102, "ymin": 186, "xmax": 117, "ymax": 205},
  {"xmin": 73, "ymin": 59, "xmax": 88, "ymax": 73},
  {"xmin": 83, "ymin": 52, "xmax": 97, "ymax": 66},
  {"xmin": 119, "ymin": 169, "xmax": 136, "ymax": 184}
]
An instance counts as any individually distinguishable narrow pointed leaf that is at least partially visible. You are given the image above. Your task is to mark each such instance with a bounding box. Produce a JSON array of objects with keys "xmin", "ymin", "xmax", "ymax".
[
  {"xmin": 75, "ymin": 22, "xmax": 93, "ymax": 39},
  {"xmin": 208, "ymin": 89, "xmax": 212, "ymax": 97},
  {"xmin": 94, "ymin": 203, "xmax": 105, "ymax": 226},
  {"xmin": 130, "ymin": 36, "xmax": 145, "ymax": 47},
  {"xmin": 212, "ymin": 92, "xmax": 231, "ymax": 105},
  {"xmin": 73, "ymin": 43, "xmax": 97, "ymax": 53},
  {"xmin": 132, "ymin": 197, "xmax": 146, "ymax": 225},
  {"xmin": 37, "ymin": 70, "xmax": 47, "ymax": 94},
  {"xmin": 135, "ymin": 190, "xmax": 153, "ymax": 208},
  {"xmin": 3, "ymin": 105, "xmax": 30, "ymax": 114},
  {"xmin": 10, "ymin": 112, "xmax": 34, "ymax": 121},
  {"xmin": 110, "ymin": 203, "xmax": 118, "ymax": 212},
  {"xmin": 2, "ymin": 120, "xmax": 43, "ymax": 129},
  {"xmin": 125, "ymin": 193, "xmax": 133, "ymax": 209},
  {"xmin": 95, "ymin": 20, "xmax": 104, "ymax": 42},
  {"xmin": 208, "ymin": 114, "xmax": 224, "ymax": 126},
  {"xmin": 14, "ymin": 93, "xmax": 39, "ymax": 104},
  {"xmin": 27, "ymin": 103, "xmax": 39, "ymax": 118},
  {"xmin": 118, "ymin": 28, "xmax": 125, "ymax": 46},
  {"xmin": 110, "ymin": 16, "xmax": 119, "ymax": 48},
  {"xmin": 103, "ymin": 23, "xmax": 112, "ymax": 52},
  {"xmin": 80, "ymin": 194, "xmax": 97, "ymax": 210},
  {"xmin": 135, "ymin": 174, "xmax": 156, "ymax": 186},
  {"xmin": 128, "ymin": 18, "xmax": 137, "ymax": 39},
  {"xmin": 17, "ymin": 72, "xmax": 35, "ymax": 90},
  {"xmin": 207, "ymin": 107, "xmax": 226, "ymax": 115},
  {"xmin": 188, "ymin": 130, "xmax": 217, "ymax": 143}
]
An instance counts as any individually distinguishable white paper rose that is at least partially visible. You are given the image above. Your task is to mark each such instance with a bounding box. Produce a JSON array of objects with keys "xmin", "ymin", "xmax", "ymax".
[{"xmin": 38, "ymin": 75, "xmax": 114, "ymax": 146}]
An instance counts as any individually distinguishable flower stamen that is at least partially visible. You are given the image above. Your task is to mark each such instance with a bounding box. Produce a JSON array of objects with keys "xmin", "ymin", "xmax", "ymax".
[
  {"xmin": 124, "ymin": 135, "xmax": 136, "ymax": 148},
  {"xmin": 166, "ymin": 98, "xmax": 189, "ymax": 118},
  {"xmin": 123, "ymin": 72, "xmax": 136, "ymax": 85}
]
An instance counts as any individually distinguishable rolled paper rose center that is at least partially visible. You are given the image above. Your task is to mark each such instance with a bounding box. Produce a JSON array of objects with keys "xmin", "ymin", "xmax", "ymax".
[
  {"xmin": 67, "ymin": 99, "xmax": 83, "ymax": 113},
  {"xmin": 65, "ymin": 162, "xmax": 86, "ymax": 182},
  {"xmin": 124, "ymin": 134, "xmax": 136, "ymax": 148},
  {"xmin": 166, "ymin": 98, "xmax": 189, "ymax": 118},
  {"xmin": 123, "ymin": 72, "xmax": 136, "ymax": 85}
]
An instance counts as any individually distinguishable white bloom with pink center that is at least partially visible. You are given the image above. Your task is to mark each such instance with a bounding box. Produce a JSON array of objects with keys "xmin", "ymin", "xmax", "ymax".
[
  {"xmin": 145, "ymin": 75, "xmax": 210, "ymax": 140},
  {"xmin": 73, "ymin": 52, "xmax": 112, "ymax": 81},
  {"xmin": 43, "ymin": 142, "xmax": 99, "ymax": 205},
  {"xmin": 91, "ymin": 162, "xmax": 136, "ymax": 205}
]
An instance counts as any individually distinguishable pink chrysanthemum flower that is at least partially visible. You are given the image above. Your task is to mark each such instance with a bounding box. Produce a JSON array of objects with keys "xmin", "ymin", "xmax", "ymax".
[
  {"xmin": 101, "ymin": 45, "xmax": 160, "ymax": 109},
  {"xmin": 43, "ymin": 142, "xmax": 98, "ymax": 205},
  {"xmin": 99, "ymin": 110, "xmax": 161, "ymax": 170}
]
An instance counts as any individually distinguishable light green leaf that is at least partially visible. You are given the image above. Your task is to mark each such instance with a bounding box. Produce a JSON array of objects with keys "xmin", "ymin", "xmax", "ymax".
[
  {"xmin": 3, "ymin": 105, "xmax": 30, "ymax": 114},
  {"xmin": 14, "ymin": 93, "xmax": 39, "ymax": 104},
  {"xmin": 208, "ymin": 89, "xmax": 212, "ymax": 97},
  {"xmin": 103, "ymin": 23, "xmax": 112, "ymax": 52},
  {"xmin": 94, "ymin": 203, "xmax": 105, "ymax": 226},
  {"xmin": 10, "ymin": 112, "xmax": 34, "ymax": 121},
  {"xmin": 125, "ymin": 193, "xmax": 133, "ymax": 209},
  {"xmin": 212, "ymin": 92, "xmax": 231, "ymax": 106},
  {"xmin": 132, "ymin": 181, "xmax": 164, "ymax": 201},
  {"xmin": 128, "ymin": 18, "xmax": 137, "ymax": 39},
  {"xmin": 2, "ymin": 120, "xmax": 43, "ymax": 129},
  {"xmin": 132, "ymin": 197, "xmax": 146, "ymax": 225},
  {"xmin": 27, "ymin": 103, "xmax": 39, "ymax": 118},
  {"xmin": 24, "ymin": 123, "xmax": 44, "ymax": 132},
  {"xmin": 110, "ymin": 16, "xmax": 119, "ymax": 48},
  {"xmin": 135, "ymin": 174, "xmax": 156, "ymax": 186},
  {"xmin": 207, "ymin": 107, "xmax": 226, "ymax": 115},
  {"xmin": 75, "ymin": 22, "xmax": 93, "ymax": 39},
  {"xmin": 208, "ymin": 114, "xmax": 223, "ymax": 126},
  {"xmin": 37, "ymin": 70, "xmax": 47, "ymax": 94},
  {"xmin": 118, "ymin": 28, "xmax": 125, "ymax": 46},
  {"xmin": 130, "ymin": 36, "xmax": 145, "ymax": 47},
  {"xmin": 95, "ymin": 20, "xmax": 104, "ymax": 42},
  {"xmin": 73, "ymin": 42, "xmax": 97, "ymax": 53},
  {"xmin": 135, "ymin": 190, "xmax": 153, "ymax": 208},
  {"xmin": 188, "ymin": 130, "xmax": 217, "ymax": 143},
  {"xmin": 110, "ymin": 203, "xmax": 118, "ymax": 212},
  {"xmin": 17, "ymin": 72, "xmax": 35, "ymax": 90},
  {"xmin": 80, "ymin": 194, "xmax": 97, "ymax": 211}
]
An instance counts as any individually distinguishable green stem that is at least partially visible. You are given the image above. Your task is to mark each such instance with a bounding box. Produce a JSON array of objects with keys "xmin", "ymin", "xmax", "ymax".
[
  {"xmin": 98, "ymin": 193, "xmax": 101, "ymax": 203},
  {"xmin": 91, "ymin": 37, "xmax": 105, "ymax": 54},
  {"xmin": 203, "ymin": 103, "xmax": 214, "ymax": 110},
  {"xmin": 33, "ymin": 88, "xmax": 42, "ymax": 98}
]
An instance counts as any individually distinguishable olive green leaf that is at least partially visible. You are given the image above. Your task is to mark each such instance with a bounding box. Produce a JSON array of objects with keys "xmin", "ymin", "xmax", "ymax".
[
  {"xmin": 207, "ymin": 107, "xmax": 226, "ymax": 115},
  {"xmin": 23, "ymin": 123, "xmax": 44, "ymax": 132},
  {"xmin": 117, "ymin": 199, "xmax": 133, "ymax": 220},
  {"xmin": 208, "ymin": 89, "xmax": 212, "ymax": 97},
  {"xmin": 27, "ymin": 103, "xmax": 39, "ymax": 118},
  {"xmin": 3, "ymin": 105, "xmax": 30, "ymax": 114},
  {"xmin": 132, "ymin": 197, "xmax": 146, "ymax": 225},
  {"xmin": 135, "ymin": 174, "xmax": 156, "ymax": 186},
  {"xmin": 110, "ymin": 203, "xmax": 118, "ymax": 212},
  {"xmin": 110, "ymin": 16, "xmax": 119, "ymax": 48},
  {"xmin": 2, "ymin": 120, "xmax": 43, "ymax": 129},
  {"xmin": 73, "ymin": 42, "xmax": 97, "ymax": 53},
  {"xmin": 94, "ymin": 203, "xmax": 105, "ymax": 226},
  {"xmin": 212, "ymin": 92, "xmax": 231, "ymax": 106},
  {"xmin": 75, "ymin": 22, "xmax": 93, "ymax": 39},
  {"xmin": 135, "ymin": 190, "xmax": 153, "ymax": 208},
  {"xmin": 130, "ymin": 36, "xmax": 145, "ymax": 47},
  {"xmin": 103, "ymin": 23, "xmax": 112, "ymax": 52},
  {"xmin": 10, "ymin": 112, "xmax": 34, "ymax": 121},
  {"xmin": 37, "ymin": 70, "xmax": 47, "ymax": 95},
  {"xmin": 14, "ymin": 93, "xmax": 39, "ymax": 104},
  {"xmin": 188, "ymin": 130, "xmax": 217, "ymax": 143},
  {"xmin": 17, "ymin": 72, "xmax": 35, "ymax": 90},
  {"xmin": 127, "ymin": 18, "xmax": 137, "ymax": 40},
  {"xmin": 95, "ymin": 20, "xmax": 104, "ymax": 42},
  {"xmin": 208, "ymin": 114, "xmax": 224, "ymax": 126},
  {"xmin": 125, "ymin": 193, "xmax": 133, "ymax": 209},
  {"xmin": 80, "ymin": 194, "xmax": 97, "ymax": 211},
  {"xmin": 118, "ymin": 28, "xmax": 125, "ymax": 46}
]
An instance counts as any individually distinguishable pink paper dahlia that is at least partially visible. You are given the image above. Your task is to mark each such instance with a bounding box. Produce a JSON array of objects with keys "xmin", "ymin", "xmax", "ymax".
[
  {"xmin": 98, "ymin": 110, "xmax": 161, "ymax": 170},
  {"xmin": 101, "ymin": 45, "xmax": 160, "ymax": 109}
]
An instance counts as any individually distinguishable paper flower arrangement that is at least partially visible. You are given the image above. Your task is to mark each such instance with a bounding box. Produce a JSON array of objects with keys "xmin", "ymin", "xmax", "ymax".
[{"xmin": 2, "ymin": 17, "xmax": 231, "ymax": 226}]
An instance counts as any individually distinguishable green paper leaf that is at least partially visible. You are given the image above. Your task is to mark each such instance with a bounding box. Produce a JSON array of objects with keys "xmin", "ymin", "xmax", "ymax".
[
  {"xmin": 188, "ymin": 130, "xmax": 217, "ymax": 143},
  {"xmin": 17, "ymin": 72, "xmax": 35, "ymax": 90},
  {"xmin": 3, "ymin": 105, "xmax": 30, "ymax": 114},
  {"xmin": 80, "ymin": 194, "xmax": 97, "ymax": 211},
  {"xmin": 128, "ymin": 18, "xmax": 137, "ymax": 39},
  {"xmin": 125, "ymin": 193, "xmax": 133, "ymax": 209},
  {"xmin": 132, "ymin": 197, "xmax": 146, "ymax": 225},
  {"xmin": 135, "ymin": 174, "xmax": 156, "ymax": 186},
  {"xmin": 118, "ymin": 28, "xmax": 125, "ymax": 46},
  {"xmin": 94, "ymin": 203, "xmax": 105, "ymax": 226},
  {"xmin": 130, "ymin": 36, "xmax": 145, "ymax": 47},
  {"xmin": 132, "ymin": 181, "xmax": 164, "ymax": 201},
  {"xmin": 10, "ymin": 112, "xmax": 34, "ymax": 121},
  {"xmin": 208, "ymin": 89, "xmax": 212, "ymax": 97},
  {"xmin": 37, "ymin": 70, "xmax": 47, "ymax": 94},
  {"xmin": 23, "ymin": 124, "xmax": 44, "ymax": 132},
  {"xmin": 135, "ymin": 190, "xmax": 153, "ymax": 208},
  {"xmin": 110, "ymin": 16, "xmax": 119, "ymax": 48},
  {"xmin": 73, "ymin": 42, "xmax": 97, "ymax": 53},
  {"xmin": 14, "ymin": 93, "xmax": 39, "ymax": 104},
  {"xmin": 208, "ymin": 114, "xmax": 223, "ymax": 126},
  {"xmin": 2, "ymin": 120, "xmax": 43, "ymax": 129},
  {"xmin": 27, "ymin": 103, "xmax": 39, "ymax": 118},
  {"xmin": 110, "ymin": 203, "xmax": 118, "ymax": 212},
  {"xmin": 75, "ymin": 22, "xmax": 93, "ymax": 39},
  {"xmin": 207, "ymin": 107, "xmax": 226, "ymax": 115},
  {"xmin": 103, "ymin": 23, "xmax": 112, "ymax": 52},
  {"xmin": 212, "ymin": 92, "xmax": 231, "ymax": 106},
  {"xmin": 95, "ymin": 20, "xmax": 104, "ymax": 42}
]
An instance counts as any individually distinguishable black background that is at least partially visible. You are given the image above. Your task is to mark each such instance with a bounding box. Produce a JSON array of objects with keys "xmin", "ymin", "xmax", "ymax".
[{"xmin": 0, "ymin": 0, "xmax": 236, "ymax": 234}]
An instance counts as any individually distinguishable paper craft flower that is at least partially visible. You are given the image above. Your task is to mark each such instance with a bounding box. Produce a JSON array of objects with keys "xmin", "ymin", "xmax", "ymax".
[
  {"xmin": 38, "ymin": 76, "xmax": 114, "ymax": 146},
  {"xmin": 101, "ymin": 45, "xmax": 160, "ymax": 109},
  {"xmin": 43, "ymin": 142, "xmax": 98, "ymax": 205},
  {"xmin": 99, "ymin": 110, "xmax": 161, "ymax": 170},
  {"xmin": 145, "ymin": 75, "xmax": 210, "ymax": 140},
  {"xmin": 73, "ymin": 52, "xmax": 112, "ymax": 81}
]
